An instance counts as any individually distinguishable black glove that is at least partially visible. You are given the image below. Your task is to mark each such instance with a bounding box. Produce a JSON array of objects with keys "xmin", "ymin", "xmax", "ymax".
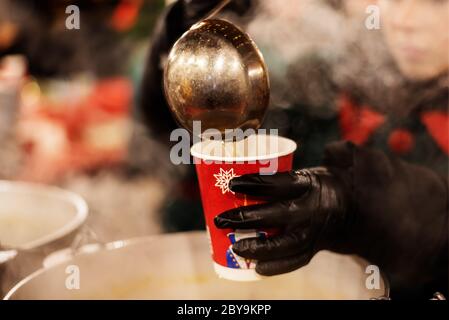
[
  {"xmin": 214, "ymin": 167, "xmax": 351, "ymax": 276},
  {"xmin": 215, "ymin": 141, "xmax": 448, "ymax": 299}
]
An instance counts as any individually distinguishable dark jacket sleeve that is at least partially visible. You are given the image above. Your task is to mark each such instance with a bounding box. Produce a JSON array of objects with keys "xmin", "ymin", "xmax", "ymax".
[
  {"xmin": 137, "ymin": 0, "xmax": 189, "ymax": 141},
  {"xmin": 324, "ymin": 141, "xmax": 448, "ymax": 299}
]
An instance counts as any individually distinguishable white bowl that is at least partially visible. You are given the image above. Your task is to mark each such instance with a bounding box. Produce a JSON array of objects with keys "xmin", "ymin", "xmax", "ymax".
[{"xmin": 0, "ymin": 180, "xmax": 88, "ymax": 251}]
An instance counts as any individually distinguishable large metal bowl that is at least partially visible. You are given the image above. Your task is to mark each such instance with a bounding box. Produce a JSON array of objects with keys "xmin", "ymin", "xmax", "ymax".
[{"xmin": 5, "ymin": 231, "xmax": 388, "ymax": 299}]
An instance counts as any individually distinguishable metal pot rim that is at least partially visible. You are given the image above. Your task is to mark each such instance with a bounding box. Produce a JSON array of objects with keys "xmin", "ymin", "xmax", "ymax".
[{"xmin": 4, "ymin": 231, "xmax": 390, "ymax": 300}]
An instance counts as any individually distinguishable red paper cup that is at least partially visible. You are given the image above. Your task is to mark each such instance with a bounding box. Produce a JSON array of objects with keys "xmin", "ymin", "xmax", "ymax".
[{"xmin": 191, "ymin": 134, "xmax": 297, "ymax": 281}]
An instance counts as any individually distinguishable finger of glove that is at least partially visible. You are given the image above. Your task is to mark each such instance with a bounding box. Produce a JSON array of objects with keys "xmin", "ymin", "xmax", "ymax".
[
  {"xmin": 229, "ymin": 171, "xmax": 311, "ymax": 200},
  {"xmin": 214, "ymin": 200, "xmax": 312, "ymax": 229},
  {"xmin": 232, "ymin": 232, "xmax": 312, "ymax": 260}
]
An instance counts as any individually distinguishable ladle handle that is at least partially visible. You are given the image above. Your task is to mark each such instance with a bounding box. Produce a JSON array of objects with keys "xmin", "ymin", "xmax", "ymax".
[{"xmin": 201, "ymin": 0, "xmax": 232, "ymax": 21}]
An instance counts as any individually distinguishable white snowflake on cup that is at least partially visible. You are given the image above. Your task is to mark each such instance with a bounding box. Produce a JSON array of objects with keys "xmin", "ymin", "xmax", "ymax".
[{"xmin": 214, "ymin": 168, "xmax": 240, "ymax": 194}]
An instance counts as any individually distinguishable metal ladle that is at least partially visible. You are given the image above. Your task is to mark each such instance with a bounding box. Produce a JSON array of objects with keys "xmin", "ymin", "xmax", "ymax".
[{"xmin": 163, "ymin": 0, "xmax": 269, "ymax": 138}]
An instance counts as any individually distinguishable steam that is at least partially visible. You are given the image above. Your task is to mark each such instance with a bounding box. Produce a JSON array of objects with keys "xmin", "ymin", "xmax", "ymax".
[
  {"xmin": 222, "ymin": 0, "xmax": 447, "ymax": 118},
  {"xmin": 246, "ymin": 0, "xmax": 347, "ymax": 112}
]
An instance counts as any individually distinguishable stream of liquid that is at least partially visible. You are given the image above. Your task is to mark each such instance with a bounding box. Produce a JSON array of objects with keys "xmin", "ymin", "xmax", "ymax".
[
  {"xmin": 221, "ymin": 140, "xmax": 238, "ymax": 158},
  {"xmin": 203, "ymin": 135, "xmax": 258, "ymax": 159}
]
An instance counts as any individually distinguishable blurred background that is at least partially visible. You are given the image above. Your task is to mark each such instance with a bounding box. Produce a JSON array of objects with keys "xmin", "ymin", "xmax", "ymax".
[
  {"xmin": 0, "ymin": 0, "xmax": 170, "ymax": 242},
  {"xmin": 0, "ymin": 0, "xmax": 447, "ymax": 243}
]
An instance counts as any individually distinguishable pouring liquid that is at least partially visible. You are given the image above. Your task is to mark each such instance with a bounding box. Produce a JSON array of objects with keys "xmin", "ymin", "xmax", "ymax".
[{"xmin": 221, "ymin": 139, "xmax": 238, "ymax": 159}]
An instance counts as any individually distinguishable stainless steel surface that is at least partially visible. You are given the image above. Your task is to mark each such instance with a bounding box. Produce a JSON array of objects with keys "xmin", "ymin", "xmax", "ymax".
[
  {"xmin": 164, "ymin": 19, "xmax": 270, "ymax": 137},
  {"xmin": 0, "ymin": 181, "xmax": 88, "ymax": 295},
  {"xmin": 5, "ymin": 231, "xmax": 388, "ymax": 300}
]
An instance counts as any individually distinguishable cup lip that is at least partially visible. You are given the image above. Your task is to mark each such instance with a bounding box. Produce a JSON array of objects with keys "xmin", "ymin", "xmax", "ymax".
[
  {"xmin": 0, "ymin": 180, "xmax": 88, "ymax": 251},
  {"xmin": 190, "ymin": 134, "xmax": 297, "ymax": 162}
]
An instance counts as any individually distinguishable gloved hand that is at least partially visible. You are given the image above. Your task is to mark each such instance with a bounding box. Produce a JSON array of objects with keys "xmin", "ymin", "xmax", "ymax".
[
  {"xmin": 214, "ymin": 167, "xmax": 352, "ymax": 276},
  {"xmin": 214, "ymin": 142, "xmax": 448, "ymax": 299}
]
